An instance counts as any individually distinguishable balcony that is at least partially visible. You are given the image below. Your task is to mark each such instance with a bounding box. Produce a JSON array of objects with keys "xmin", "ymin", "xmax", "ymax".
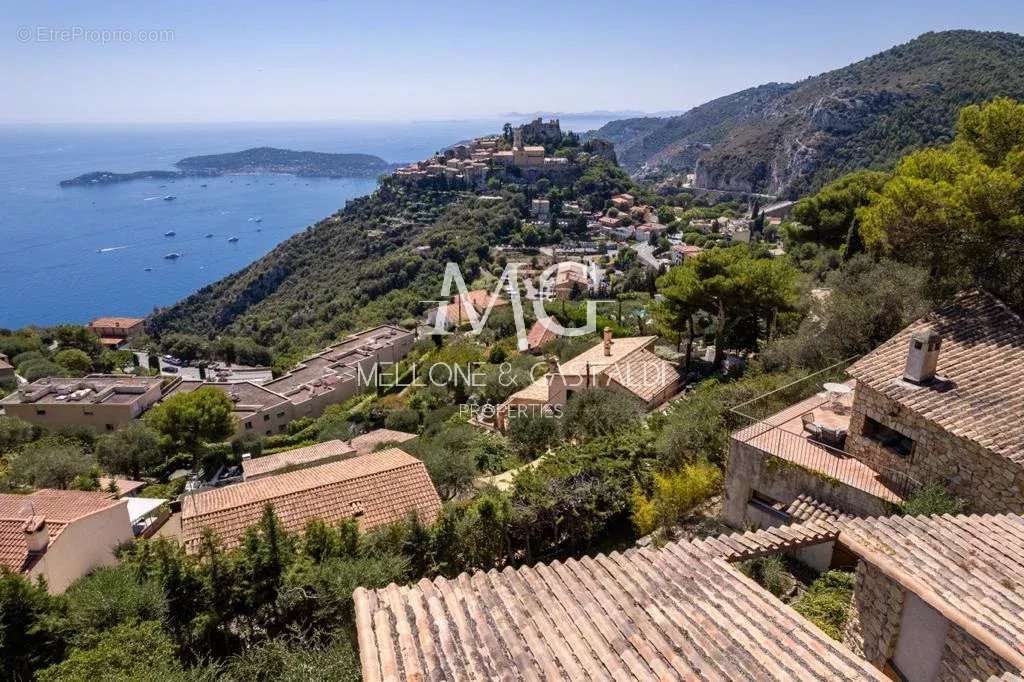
[{"xmin": 730, "ymin": 361, "xmax": 918, "ymax": 504}]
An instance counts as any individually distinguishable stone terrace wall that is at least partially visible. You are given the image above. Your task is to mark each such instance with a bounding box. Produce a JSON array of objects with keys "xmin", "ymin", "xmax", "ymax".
[
  {"xmin": 847, "ymin": 384, "xmax": 1024, "ymax": 513},
  {"xmin": 937, "ymin": 623, "xmax": 1016, "ymax": 682},
  {"xmin": 843, "ymin": 561, "xmax": 904, "ymax": 667}
]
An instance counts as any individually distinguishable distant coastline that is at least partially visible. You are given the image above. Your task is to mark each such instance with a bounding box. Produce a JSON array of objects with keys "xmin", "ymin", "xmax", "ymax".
[{"xmin": 59, "ymin": 146, "xmax": 397, "ymax": 186}]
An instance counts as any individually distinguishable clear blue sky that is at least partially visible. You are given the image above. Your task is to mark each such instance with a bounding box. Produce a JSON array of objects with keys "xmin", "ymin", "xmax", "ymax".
[{"xmin": 3, "ymin": 0, "xmax": 1022, "ymax": 124}]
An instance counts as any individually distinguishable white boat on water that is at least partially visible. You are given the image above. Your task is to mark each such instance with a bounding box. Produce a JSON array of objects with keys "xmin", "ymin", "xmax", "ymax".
[
  {"xmin": 227, "ymin": 236, "xmax": 239, "ymax": 243},
  {"xmin": 164, "ymin": 252, "xmax": 181, "ymax": 259},
  {"xmin": 164, "ymin": 231, "xmax": 176, "ymax": 237}
]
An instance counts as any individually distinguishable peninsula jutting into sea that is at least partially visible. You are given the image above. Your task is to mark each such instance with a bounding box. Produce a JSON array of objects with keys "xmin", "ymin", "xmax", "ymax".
[
  {"xmin": 59, "ymin": 146, "xmax": 396, "ymax": 186},
  {"xmin": 5, "ymin": 7, "xmax": 1024, "ymax": 680}
]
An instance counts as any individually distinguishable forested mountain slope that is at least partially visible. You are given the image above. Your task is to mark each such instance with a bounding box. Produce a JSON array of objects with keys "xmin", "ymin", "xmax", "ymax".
[
  {"xmin": 147, "ymin": 183, "xmax": 518, "ymax": 354},
  {"xmin": 593, "ymin": 31, "xmax": 1024, "ymax": 196}
]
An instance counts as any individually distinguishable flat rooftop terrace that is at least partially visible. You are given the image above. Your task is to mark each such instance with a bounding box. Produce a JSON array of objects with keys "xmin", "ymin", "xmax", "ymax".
[
  {"xmin": 2, "ymin": 375, "xmax": 162, "ymax": 405},
  {"xmin": 264, "ymin": 353, "xmax": 364, "ymax": 395},
  {"xmin": 732, "ymin": 384, "xmax": 906, "ymax": 504},
  {"xmin": 164, "ymin": 380, "xmax": 288, "ymax": 410}
]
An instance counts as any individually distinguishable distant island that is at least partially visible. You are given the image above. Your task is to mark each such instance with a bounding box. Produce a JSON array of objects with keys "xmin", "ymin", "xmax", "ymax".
[{"xmin": 59, "ymin": 146, "xmax": 397, "ymax": 187}]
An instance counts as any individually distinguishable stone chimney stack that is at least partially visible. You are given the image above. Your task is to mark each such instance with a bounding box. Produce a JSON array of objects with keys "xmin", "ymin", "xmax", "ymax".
[
  {"xmin": 546, "ymin": 355, "xmax": 559, "ymax": 376},
  {"xmin": 603, "ymin": 327, "xmax": 613, "ymax": 357},
  {"xmin": 903, "ymin": 328, "xmax": 942, "ymax": 384},
  {"xmin": 22, "ymin": 516, "xmax": 48, "ymax": 554},
  {"xmin": 544, "ymin": 355, "xmax": 565, "ymax": 404}
]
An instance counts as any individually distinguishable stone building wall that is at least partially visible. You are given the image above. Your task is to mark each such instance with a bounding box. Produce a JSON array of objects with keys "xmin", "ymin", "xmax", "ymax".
[
  {"xmin": 846, "ymin": 384, "xmax": 1024, "ymax": 513},
  {"xmin": 722, "ymin": 439, "xmax": 891, "ymax": 529},
  {"xmin": 843, "ymin": 561, "xmax": 904, "ymax": 667},
  {"xmin": 844, "ymin": 559, "xmax": 1017, "ymax": 679},
  {"xmin": 936, "ymin": 623, "xmax": 1016, "ymax": 682}
]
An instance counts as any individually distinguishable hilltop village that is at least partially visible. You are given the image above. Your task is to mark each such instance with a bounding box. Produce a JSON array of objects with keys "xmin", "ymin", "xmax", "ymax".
[{"xmin": 3, "ymin": 99, "xmax": 1024, "ymax": 682}]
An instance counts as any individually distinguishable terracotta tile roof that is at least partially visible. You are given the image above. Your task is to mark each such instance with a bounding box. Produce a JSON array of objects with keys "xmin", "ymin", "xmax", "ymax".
[
  {"xmin": 355, "ymin": 528, "xmax": 881, "ymax": 681},
  {"xmin": 348, "ymin": 429, "xmax": 417, "ymax": 455},
  {"xmin": 503, "ymin": 376, "xmax": 550, "ymax": 403},
  {"xmin": 691, "ymin": 518, "xmax": 841, "ymax": 562},
  {"xmin": 88, "ymin": 317, "xmax": 144, "ymax": 329},
  {"xmin": 98, "ymin": 477, "xmax": 147, "ymax": 497},
  {"xmin": 503, "ymin": 337, "xmax": 673, "ymax": 408},
  {"xmin": 180, "ymin": 449, "xmax": 440, "ymax": 553},
  {"xmin": 671, "ymin": 243, "xmax": 703, "ymax": 255},
  {"xmin": 785, "ymin": 494, "xmax": 848, "ymax": 523},
  {"xmin": 0, "ymin": 491, "xmax": 123, "ymax": 572},
  {"xmin": 526, "ymin": 319, "xmax": 558, "ymax": 350},
  {"xmin": 602, "ymin": 348, "xmax": 679, "ymax": 403},
  {"xmin": 242, "ymin": 440, "xmax": 356, "ymax": 480},
  {"xmin": 553, "ymin": 261, "xmax": 590, "ymax": 286},
  {"xmin": 558, "ymin": 336, "xmax": 655, "ymax": 377},
  {"xmin": 847, "ymin": 290, "xmax": 1024, "ymax": 463},
  {"xmin": 460, "ymin": 289, "xmax": 508, "ymax": 311},
  {"xmin": 838, "ymin": 513, "xmax": 1024, "ymax": 669}
]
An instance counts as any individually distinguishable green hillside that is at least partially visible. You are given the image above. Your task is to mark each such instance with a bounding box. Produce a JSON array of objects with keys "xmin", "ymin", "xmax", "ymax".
[{"xmin": 594, "ymin": 31, "xmax": 1024, "ymax": 196}]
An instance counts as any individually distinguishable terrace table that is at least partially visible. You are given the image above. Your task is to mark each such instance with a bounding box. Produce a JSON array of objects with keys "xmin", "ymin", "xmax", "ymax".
[{"xmin": 823, "ymin": 382, "xmax": 853, "ymax": 413}]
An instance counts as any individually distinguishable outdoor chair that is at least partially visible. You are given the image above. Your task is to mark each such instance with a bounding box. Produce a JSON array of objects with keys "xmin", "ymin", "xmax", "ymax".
[{"xmin": 801, "ymin": 411, "xmax": 821, "ymax": 438}]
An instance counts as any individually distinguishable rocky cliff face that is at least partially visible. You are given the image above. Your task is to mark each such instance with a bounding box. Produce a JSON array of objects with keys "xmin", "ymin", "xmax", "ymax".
[{"xmin": 596, "ymin": 31, "xmax": 1024, "ymax": 197}]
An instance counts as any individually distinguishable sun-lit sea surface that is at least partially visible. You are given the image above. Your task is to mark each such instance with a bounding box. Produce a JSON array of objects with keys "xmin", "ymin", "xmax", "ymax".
[{"xmin": 0, "ymin": 116, "xmax": 614, "ymax": 327}]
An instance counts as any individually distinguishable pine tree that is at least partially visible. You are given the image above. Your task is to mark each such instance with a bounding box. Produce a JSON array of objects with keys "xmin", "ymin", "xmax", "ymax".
[{"xmin": 843, "ymin": 216, "xmax": 864, "ymax": 261}]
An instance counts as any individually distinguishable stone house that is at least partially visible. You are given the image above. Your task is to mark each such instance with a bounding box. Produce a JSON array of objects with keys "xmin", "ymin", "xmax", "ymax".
[
  {"xmin": 843, "ymin": 289, "xmax": 1024, "ymax": 513},
  {"xmin": 354, "ymin": 508, "xmax": 1024, "ymax": 681},
  {"xmin": 838, "ymin": 513, "xmax": 1023, "ymax": 681},
  {"xmin": 723, "ymin": 290, "xmax": 1024, "ymax": 530}
]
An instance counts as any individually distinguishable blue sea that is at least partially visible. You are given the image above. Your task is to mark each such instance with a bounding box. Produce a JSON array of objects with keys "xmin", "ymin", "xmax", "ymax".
[{"xmin": 0, "ymin": 116, "xmax": 615, "ymax": 328}]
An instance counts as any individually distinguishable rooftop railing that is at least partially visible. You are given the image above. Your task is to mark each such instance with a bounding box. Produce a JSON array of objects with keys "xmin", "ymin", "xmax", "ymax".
[{"xmin": 729, "ymin": 358, "xmax": 919, "ymax": 503}]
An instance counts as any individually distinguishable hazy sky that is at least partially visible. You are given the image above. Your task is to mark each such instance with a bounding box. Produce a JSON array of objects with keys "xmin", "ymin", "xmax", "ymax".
[{"xmin": 3, "ymin": 0, "xmax": 1022, "ymax": 124}]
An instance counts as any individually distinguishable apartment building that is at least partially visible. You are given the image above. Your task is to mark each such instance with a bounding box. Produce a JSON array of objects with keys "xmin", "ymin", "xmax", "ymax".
[
  {"xmin": 723, "ymin": 290, "xmax": 1024, "ymax": 529},
  {"xmin": 160, "ymin": 325, "xmax": 414, "ymax": 436},
  {"xmin": 163, "ymin": 379, "xmax": 293, "ymax": 437},
  {"xmin": 263, "ymin": 324, "xmax": 414, "ymax": 420},
  {"xmin": 0, "ymin": 374, "xmax": 164, "ymax": 431}
]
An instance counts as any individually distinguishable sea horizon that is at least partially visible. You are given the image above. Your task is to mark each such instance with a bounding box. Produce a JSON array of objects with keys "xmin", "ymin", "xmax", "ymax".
[{"xmin": 0, "ymin": 116, "xmax": 617, "ymax": 329}]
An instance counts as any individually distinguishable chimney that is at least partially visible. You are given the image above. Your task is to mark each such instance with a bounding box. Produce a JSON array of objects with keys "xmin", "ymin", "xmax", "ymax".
[
  {"xmin": 603, "ymin": 327, "xmax": 613, "ymax": 357},
  {"xmin": 903, "ymin": 328, "xmax": 942, "ymax": 384},
  {"xmin": 545, "ymin": 355, "xmax": 565, "ymax": 404},
  {"xmin": 241, "ymin": 452, "xmax": 252, "ymax": 461},
  {"xmin": 545, "ymin": 355, "xmax": 559, "ymax": 376},
  {"xmin": 22, "ymin": 516, "xmax": 49, "ymax": 554}
]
